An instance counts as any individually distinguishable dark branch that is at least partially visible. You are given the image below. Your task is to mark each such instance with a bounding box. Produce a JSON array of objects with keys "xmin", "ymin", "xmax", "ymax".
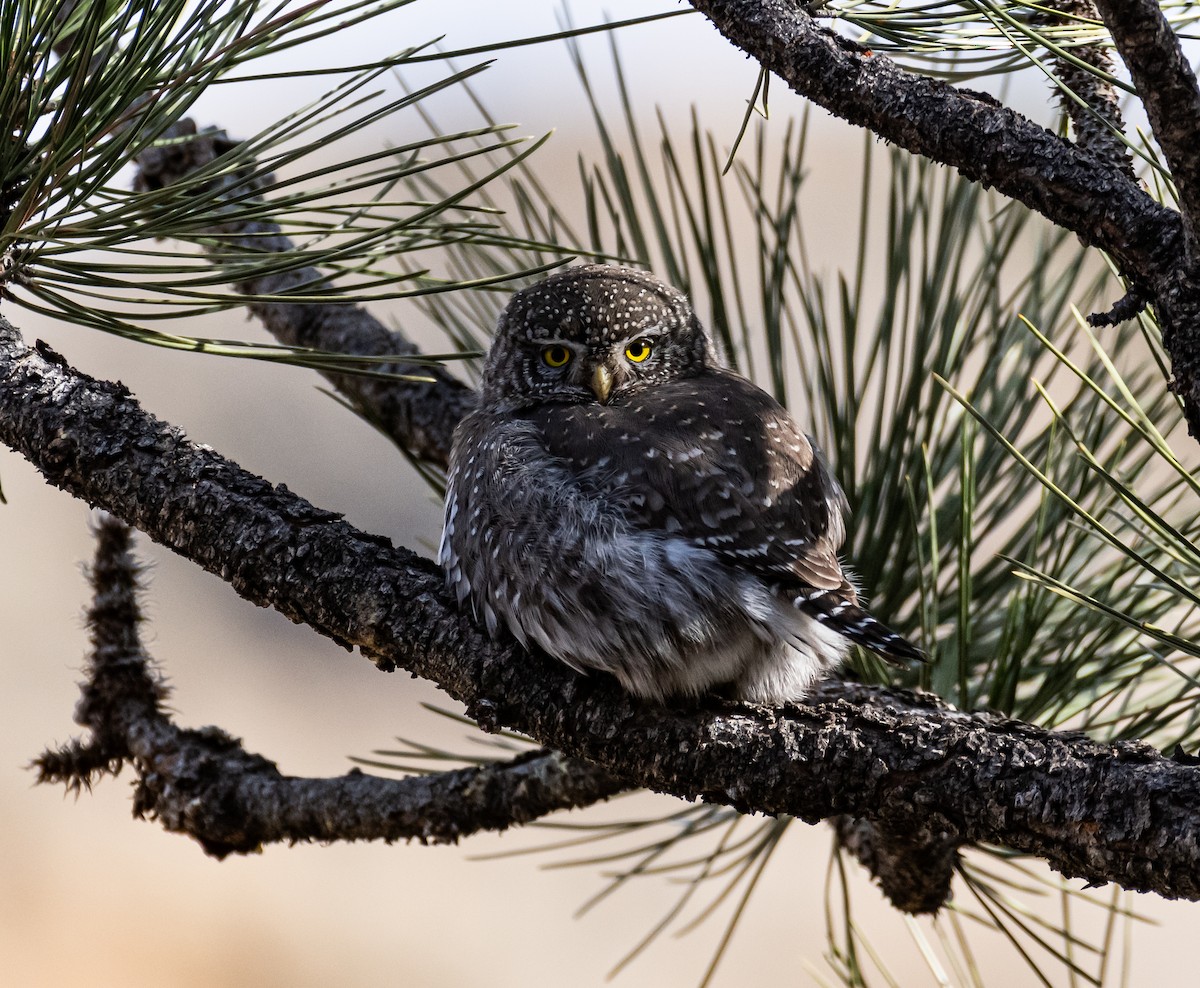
[
  {"xmin": 1088, "ymin": 1, "xmax": 1200, "ymax": 433},
  {"xmin": 832, "ymin": 686, "xmax": 961, "ymax": 914},
  {"xmin": 46, "ymin": 2, "xmax": 475, "ymax": 468},
  {"xmin": 1094, "ymin": 0, "xmax": 1200, "ymax": 243},
  {"xmin": 685, "ymin": 0, "xmax": 1200, "ymax": 439},
  {"xmin": 5, "ymin": 318, "xmax": 1200, "ymax": 901},
  {"xmin": 1033, "ymin": 0, "xmax": 1139, "ymax": 325},
  {"xmin": 1088, "ymin": 286, "xmax": 1148, "ymax": 327},
  {"xmin": 134, "ymin": 119, "xmax": 475, "ymax": 467},
  {"xmin": 1034, "ymin": 0, "xmax": 1134, "ymax": 178},
  {"xmin": 35, "ymin": 514, "xmax": 622, "ymax": 855},
  {"xmin": 835, "ymin": 815, "xmax": 960, "ymax": 915},
  {"xmin": 685, "ymin": 0, "xmax": 1180, "ymax": 279}
]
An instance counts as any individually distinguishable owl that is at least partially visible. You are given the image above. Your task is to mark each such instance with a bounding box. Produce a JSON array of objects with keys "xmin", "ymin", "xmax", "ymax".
[{"xmin": 439, "ymin": 265, "xmax": 922, "ymax": 704}]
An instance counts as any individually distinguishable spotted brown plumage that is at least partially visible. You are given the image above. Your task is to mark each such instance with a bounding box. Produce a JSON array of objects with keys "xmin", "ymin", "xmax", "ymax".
[{"xmin": 440, "ymin": 264, "xmax": 922, "ymax": 703}]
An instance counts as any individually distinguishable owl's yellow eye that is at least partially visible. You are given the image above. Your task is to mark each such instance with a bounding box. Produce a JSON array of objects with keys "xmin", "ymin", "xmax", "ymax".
[
  {"xmin": 541, "ymin": 345, "xmax": 572, "ymax": 368},
  {"xmin": 625, "ymin": 339, "xmax": 653, "ymax": 363}
]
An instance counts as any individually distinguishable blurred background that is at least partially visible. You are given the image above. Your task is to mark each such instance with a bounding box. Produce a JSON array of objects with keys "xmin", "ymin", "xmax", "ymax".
[{"xmin": 3, "ymin": 3, "xmax": 1199, "ymax": 985}]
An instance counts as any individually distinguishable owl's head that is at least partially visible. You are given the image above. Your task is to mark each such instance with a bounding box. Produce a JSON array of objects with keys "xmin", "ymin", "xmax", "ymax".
[{"xmin": 480, "ymin": 265, "xmax": 718, "ymax": 410}]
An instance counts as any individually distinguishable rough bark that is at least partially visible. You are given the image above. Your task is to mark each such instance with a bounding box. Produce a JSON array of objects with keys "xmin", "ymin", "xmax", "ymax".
[
  {"xmin": 134, "ymin": 119, "xmax": 477, "ymax": 467},
  {"xmin": 685, "ymin": 0, "xmax": 1177, "ymax": 276},
  {"xmin": 34, "ymin": 515, "xmax": 623, "ymax": 855},
  {"xmin": 1094, "ymin": 0, "xmax": 1200, "ymax": 242},
  {"xmin": 685, "ymin": 0, "xmax": 1200, "ymax": 437},
  {"xmin": 1034, "ymin": 0, "xmax": 1134, "ymax": 178},
  {"xmin": 834, "ymin": 815, "xmax": 960, "ymax": 915},
  {"xmin": 1090, "ymin": 0, "xmax": 1200, "ymax": 432},
  {"xmin": 5, "ymin": 317, "xmax": 1200, "ymax": 902}
]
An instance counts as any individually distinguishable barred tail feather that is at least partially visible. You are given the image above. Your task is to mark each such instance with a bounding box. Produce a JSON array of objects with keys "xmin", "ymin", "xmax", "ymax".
[{"xmin": 794, "ymin": 590, "xmax": 926, "ymax": 666}]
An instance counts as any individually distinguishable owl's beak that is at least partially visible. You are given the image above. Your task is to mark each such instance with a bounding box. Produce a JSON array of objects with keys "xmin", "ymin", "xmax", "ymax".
[{"xmin": 590, "ymin": 364, "xmax": 614, "ymax": 404}]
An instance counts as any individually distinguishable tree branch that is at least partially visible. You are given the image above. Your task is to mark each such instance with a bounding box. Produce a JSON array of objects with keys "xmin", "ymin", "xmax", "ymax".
[
  {"xmin": 34, "ymin": 514, "xmax": 623, "ymax": 855},
  {"xmin": 4, "ymin": 316, "xmax": 1200, "ymax": 902},
  {"xmin": 685, "ymin": 0, "xmax": 1179, "ymax": 279},
  {"xmin": 834, "ymin": 814, "xmax": 960, "ymax": 915},
  {"xmin": 1035, "ymin": 0, "xmax": 1134, "ymax": 178},
  {"xmin": 1031, "ymin": 1, "xmax": 1143, "ymax": 324},
  {"xmin": 685, "ymin": 0, "xmax": 1200, "ymax": 438},
  {"xmin": 1084, "ymin": 1, "xmax": 1200, "ymax": 433},
  {"xmin": 134, "ymin": 119, "xmax": 476, "ymax": 467},
  {"xmin": 1094, "ymin": 0, "xmax": 1200, "ymax": 243}
]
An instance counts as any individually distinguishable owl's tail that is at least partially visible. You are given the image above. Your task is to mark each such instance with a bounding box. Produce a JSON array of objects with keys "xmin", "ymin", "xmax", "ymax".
[{"xmin": 797, "ymin": 591, "xmax": 927, "ymax": 666}]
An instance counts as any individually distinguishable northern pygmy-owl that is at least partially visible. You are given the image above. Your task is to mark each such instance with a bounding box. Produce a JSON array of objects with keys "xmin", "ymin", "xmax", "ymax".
[{"xmin": 440, "ymin": 265, "xmax": 922, "ymax": 703}]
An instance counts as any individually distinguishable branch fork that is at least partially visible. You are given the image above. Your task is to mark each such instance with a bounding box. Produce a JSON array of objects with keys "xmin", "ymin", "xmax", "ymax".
[{"xmin": 11, "ymin": 0, "xmax": 1200, "ymax": 917}]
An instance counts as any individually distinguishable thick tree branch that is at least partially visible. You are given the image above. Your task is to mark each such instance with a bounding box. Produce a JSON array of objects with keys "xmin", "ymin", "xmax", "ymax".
[
  {"xmin": 686, "ymin": 0, "xmax": 1200, "ymax": 438},
  {"xmin": 35, "ymin": 514, "xmax": 622, "ymax": 854},
  {"xmin": 1085, "ymin": 1, "xmax": 1200, "ymax": 434},
  {"xmin": 1094, "ymin": 0, "xmax": 1200, "ymax": 243},
  {"xmin": 685, "ymin": 0, "xmax": 1179, "ymax": 279},
  {"xmin": 4, "ymin": 317, "xmax": 1200, "ymax": 901}
]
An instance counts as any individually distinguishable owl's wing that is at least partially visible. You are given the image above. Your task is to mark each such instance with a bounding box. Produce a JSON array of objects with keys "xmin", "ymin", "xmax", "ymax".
[
  {"xmin": 441, "ymin": 407, "xmax": 828, "ymax": 698},
  {"xmin": 529, "ymin": 368, "xmax": 852, "ymax": 597},
  {"xmin": 530, "ymin": 370, "xmax": 924, "ymax": 666}
]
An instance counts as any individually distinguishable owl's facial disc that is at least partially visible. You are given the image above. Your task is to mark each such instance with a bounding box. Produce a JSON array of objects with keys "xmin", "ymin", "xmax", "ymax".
[{"xmin": 481, "ymin": 265, "xmax": 719, "ymax": 410}]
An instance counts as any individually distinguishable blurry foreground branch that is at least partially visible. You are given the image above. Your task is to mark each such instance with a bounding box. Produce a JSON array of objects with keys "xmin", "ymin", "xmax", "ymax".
[{"xmin": 133, "ymin": 119, "xmax": 475, "ymax": 467}]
